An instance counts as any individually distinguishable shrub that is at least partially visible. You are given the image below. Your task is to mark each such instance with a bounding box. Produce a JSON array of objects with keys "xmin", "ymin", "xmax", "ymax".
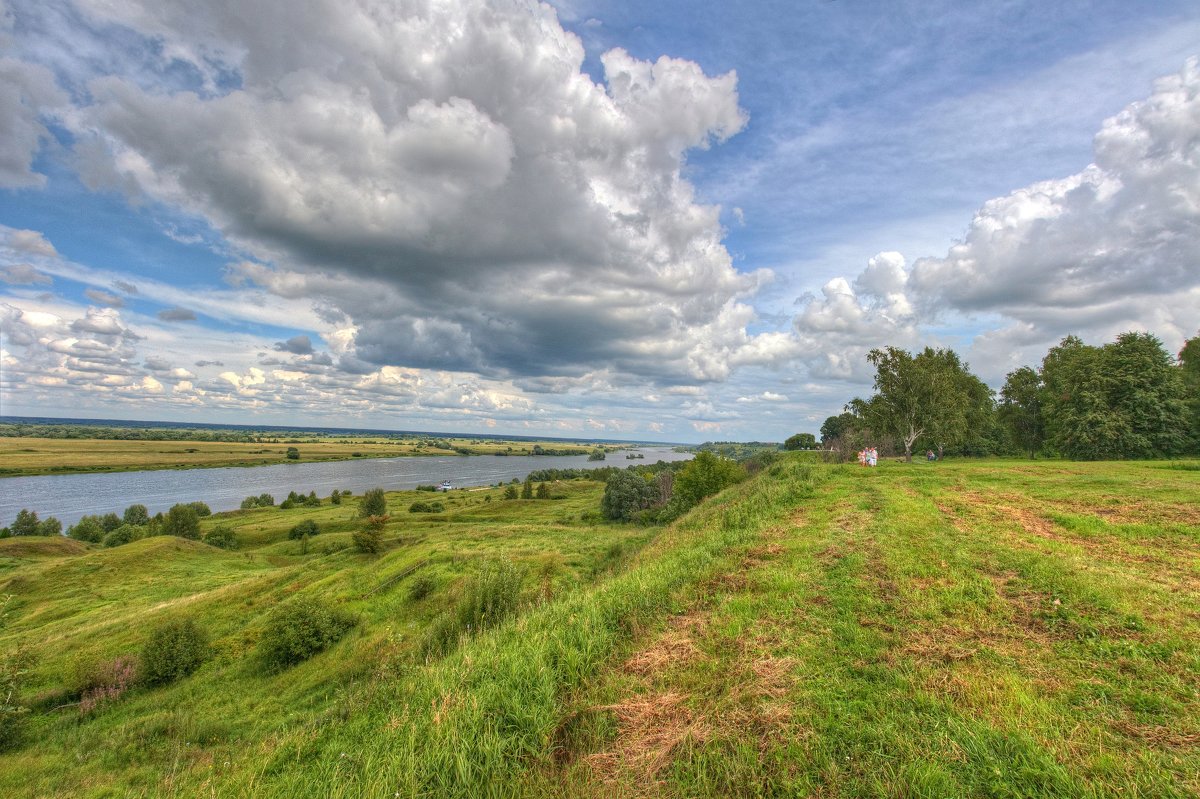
[
  {"xmin": 359, "ymin": 487, "xmax": 387, "ymax": 518},
  {"xmin": 204, "ymin": 525, "xmax": 238, "ymax": 549},
  {"xmin": 503, "ymin": 485, "xmax": 519, "ymax": 500},
  {"xmin": 415, "ymin": 484, "xmax": 438, "ymax": 492},
  {"xmin": 286, "ymin": 447, "xmax": 300, "ymax": 460},
  {"xmin": 536, "ymin": 482, "xmax": 550, "ymax": 499},
  {"xmin": 103, "ymin": 524, "xmax": 138, "ymax": 548},
  {"xmin": 279, "ymin": 499, "xmax": 296, "ymax": 510},
  {"xmin": 188, "ymin": 502, "xmax": 212, "ymax": 518},
  {"xmin": 141, "ymin": 618, "xmax": 209, "ymax": 686},
  {"xmin": 330, "ymin": 490, "xmax": 342, "ymax": 505},
  {"xmin": 122, "ymin": 504, "xmax": 150, "ymax": 526},
  {"xmin": 100, "ymin": 513, "xmax": 122, "ymax": 532},
  {"xmin": 240, "ymin": 496, "xmax": 260, "ymax": 510},
  {"xmin": 352, "ymin": 516, "xmax": 386, "ymax": 554},
  {"xmin": 259, "ymin": 597, "xmax": 354, "ymax": 670},
  {"xmin": 408, "ymin": 573, "xmax": 436, "ymax": 602},
  {"xmin": 163, "ymin": 504, "xmax": 201, "ymax": 539},
  {"xmin": 288, "ymin": 520, "xmax": 320, "ymax": 540},
  {"xmin": 409, "ymin": 501, "xmax": 445, "ymax": 513},
  {"xmin": 70, "ymin": 654, "xmax": 140, "ymax": 714},
  {"xmin": 68, "ymin": 515, "xmax": 105, "ymax": 543},
  {"xmin": 521, "ymin": 476, "xmax": 534, "ymax": 499}
]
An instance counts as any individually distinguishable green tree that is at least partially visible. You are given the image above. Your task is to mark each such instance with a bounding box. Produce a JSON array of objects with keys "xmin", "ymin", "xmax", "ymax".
[
  {"xmin": 103, "ymin": 525, "xmax": 138, "ymax": 548},
  {"xmin": 122, "ymin": 504, "xmax": 150, "ymax": 526},
  {"xmin": 673, "ymin": 451, "xmax": 744, "ymax": 506},
  {"xmin": 999, "ymin": 366, "xmax": 1045, "ymax": 458},
  {"xmin": 163, "ymin": 504, "xmax": 201, "ymax": 539},
  {"xmin": 1041, "ymin": 333, "xmax": 1187, "ymax": 459},
  {"xmin": 919, "ymin": 348, "xmax": 994, "ymax": 460},
  {"xmin": 521, "ymin": 475, "xmax": 534, "ymax": 499},
  {"xmin": 535, "ymin": 482, "xmax": 550, "ymax": 499},
  {"xmin": 852, "ymin": 346, "xmax": 987, "ymax": 463},
  {"xmin": 100, "ymin": 513, "xmax": 122, "ymax": 533},
  {"xmin": 10, "ymin": 510, "xmax": 39, "ymax": 537},
  {"xmin": 37, "ymin": 517, "xmax": 62, "ymax": 537},
  {"xmin": 820, "ymin": 412, "xmax": 857, "ymax": 446},
  {"xmin": 600, "ymin": 471, "xmax": 657, "ymax": 521},
  {"xmin": 288, "ymin": 520, "xmax": 320, "ymax": 540},
  {"xmin": 503, "ymin": 484, "xmax": 519, "ymax": 500},
  {"xmin": 783, "ymin": 433, "xmax": 817, "ymax": 450},
  {"xmin": 1180, "ymin": 332, "xmax": 1200, "ymax": 451},
  {"xmin": 352, "ymin": 516, "xmax": 386, "ymax": 554},
  {"xmin": 358, "ymin": 488, "xmax": 387, "ymax": 518},
  {"xmin": 68, "ymin": 515, "xmax": 105, "ymax": 543},
  {"xmin": 286, "ymin": 447, "xmax": 300, "ymax": 460}
]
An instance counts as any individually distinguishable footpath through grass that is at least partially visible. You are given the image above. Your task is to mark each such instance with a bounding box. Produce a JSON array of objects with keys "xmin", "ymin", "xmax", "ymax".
[
  {"xmin": 541, "ymin": 458, "xmax": 1200, "ymax": 797},
  {"xmin": 1, "ymin": 457, "xmax": 1197, "ymax": 797}
]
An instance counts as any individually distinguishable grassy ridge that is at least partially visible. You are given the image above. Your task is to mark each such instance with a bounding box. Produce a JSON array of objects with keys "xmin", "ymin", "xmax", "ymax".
[
  {"xmin": 1, "ymin": 457, "xmax": 1197, "ymax": 796},
  {"xmin": 0, "ymin": 480, "xmax": 652, "ymax": 797}
]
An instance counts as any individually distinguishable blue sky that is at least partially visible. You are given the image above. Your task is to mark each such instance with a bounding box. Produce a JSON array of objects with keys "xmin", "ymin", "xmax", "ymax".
[{"xmin": 2, "ymin": 0, "xmax": 1198, "ymax": 441}]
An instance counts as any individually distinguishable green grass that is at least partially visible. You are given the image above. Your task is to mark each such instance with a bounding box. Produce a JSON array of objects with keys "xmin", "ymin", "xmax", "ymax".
[{"xmin": 1, "ymin": 458, "xmax": 1198, "ymax": 797}]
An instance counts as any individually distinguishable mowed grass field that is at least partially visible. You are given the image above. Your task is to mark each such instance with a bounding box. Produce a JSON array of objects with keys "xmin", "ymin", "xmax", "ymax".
[
  {"xmin": 1, "ymin": 457, "xmax": 1197, "ymax": 797},
  {"xmin": 0, "ymin": 435, "xmax": 601, "ymax": 477}
]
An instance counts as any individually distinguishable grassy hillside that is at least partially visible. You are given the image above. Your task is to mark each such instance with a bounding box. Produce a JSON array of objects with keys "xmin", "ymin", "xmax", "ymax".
[{"xmin": 1, "ymin": 458, "xmax": 1197, "ymax": 797}]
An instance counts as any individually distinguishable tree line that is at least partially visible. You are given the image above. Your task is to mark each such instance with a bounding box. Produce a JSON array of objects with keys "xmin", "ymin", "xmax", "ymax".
[{"xmin": 820, "ymin": 330, "xmax": 1199, "ymax": 462}]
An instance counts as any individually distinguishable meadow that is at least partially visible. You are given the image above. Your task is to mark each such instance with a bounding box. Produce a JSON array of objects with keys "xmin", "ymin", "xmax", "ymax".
[
  {"xmin": 0, "ymin": 435, "xmax": 607, "ymax": 477},
  {"xmin": 1, "ymin": 456, "xmax": 1197, "ymax": 797}
]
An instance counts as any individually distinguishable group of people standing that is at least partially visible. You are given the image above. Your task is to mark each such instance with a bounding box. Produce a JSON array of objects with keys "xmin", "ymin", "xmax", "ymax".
[{"xmin": 857, "ymin": 446, "xmax": 878, "ymax": 467}]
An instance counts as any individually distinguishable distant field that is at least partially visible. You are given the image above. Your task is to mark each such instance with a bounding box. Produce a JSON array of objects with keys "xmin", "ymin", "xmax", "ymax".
[
  {"xmin": 0, "ymin": 435, "xmax": 605, "ymax": 477},
  {"xmin": 1, "ymin": 457, "xmax": 1197, "ymax": 797}
]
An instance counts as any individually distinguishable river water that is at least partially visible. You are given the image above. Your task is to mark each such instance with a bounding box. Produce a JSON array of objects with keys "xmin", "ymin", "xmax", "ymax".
[{"xmin": 0, "ymin": 447, "xmax": 692, "ymax": 527}]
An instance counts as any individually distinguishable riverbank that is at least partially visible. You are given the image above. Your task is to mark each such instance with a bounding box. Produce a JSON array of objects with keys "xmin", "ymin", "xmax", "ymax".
[
  {"xmin": 0, "ymin": 447, "xmax": 694, "ymax": 528},
  {"xmin": 0, "ymin": 436, "xmax": 628, "ymax": 478}
]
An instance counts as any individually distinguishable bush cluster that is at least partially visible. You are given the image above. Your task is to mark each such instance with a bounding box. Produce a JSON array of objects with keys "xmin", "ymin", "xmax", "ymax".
[
  {"xmin": 279, "ymin": 490, "xmax": 321, "ymax": 510},
  {"xmin": 258, "ymin": 598, "xmax": 355, "ymax": 670},
  {"xmin": 408, "ymin": 501, "xmax": 444, "ymax": 513},
  {"xmin": 203, "ymin": 525, "xmax": 239, "ymax": 549},
  {"xmin": 240, "ymin": 493, "xmax": 275, "ymax": 509},
  {"xmin": 288, "ymin": 519, "xmax": 320, "ymax": 540},
  {"xmin": 141, "ymin": 618, "xmax": 210, "ymax": 686}
]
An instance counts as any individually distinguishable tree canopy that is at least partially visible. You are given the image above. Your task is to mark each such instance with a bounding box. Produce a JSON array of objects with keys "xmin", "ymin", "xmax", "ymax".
[
  {"xmin": 850, "ymin": 346, "xmax": 991, "ymax": 462},
  {"xmin": 1040, "ymin": 333, "xmax": 1187, "ymax": 459}
]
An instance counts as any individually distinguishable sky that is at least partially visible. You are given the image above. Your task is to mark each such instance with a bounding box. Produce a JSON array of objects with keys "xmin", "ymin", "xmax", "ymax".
[{"xmin": 1, "ymin": 0, "xmax": 1198, "ymax": 443}]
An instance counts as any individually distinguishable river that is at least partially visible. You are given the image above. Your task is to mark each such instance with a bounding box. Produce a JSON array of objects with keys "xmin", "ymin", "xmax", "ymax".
[{"xmin": 0, "ymin": 447, "xmax": 692, "ymax": 528}]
